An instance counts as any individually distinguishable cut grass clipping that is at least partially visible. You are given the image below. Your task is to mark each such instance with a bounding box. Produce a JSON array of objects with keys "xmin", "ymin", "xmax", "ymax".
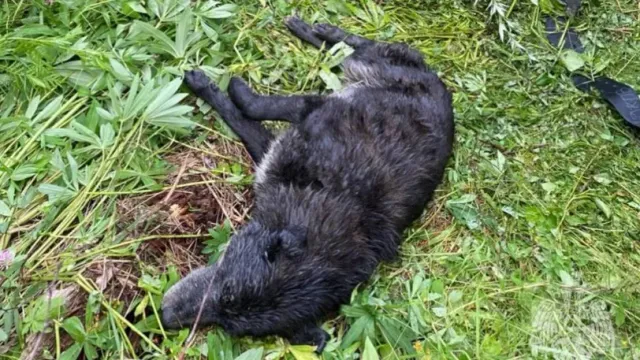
[{"xmin": 1, "ymin": 0, "xmax": 640, "ymax": 359}]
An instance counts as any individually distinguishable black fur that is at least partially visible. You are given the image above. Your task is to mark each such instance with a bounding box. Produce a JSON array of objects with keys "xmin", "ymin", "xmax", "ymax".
[{"xmin": 162, "ymin": 16, "xmax": 454, "ymax": 353}]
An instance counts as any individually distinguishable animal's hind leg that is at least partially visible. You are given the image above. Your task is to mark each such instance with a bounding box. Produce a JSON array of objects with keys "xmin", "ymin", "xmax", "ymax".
[
  {"xmin": 312, "ymin": 23, "xmax": 375, "ymax": 49},
  {"xmin": 183, "ymin": 70, "xmax": 274, "ymax": 164},
  {"xmin": 228, "ymin": 77, "xmax": 324, "ymax": 123}
]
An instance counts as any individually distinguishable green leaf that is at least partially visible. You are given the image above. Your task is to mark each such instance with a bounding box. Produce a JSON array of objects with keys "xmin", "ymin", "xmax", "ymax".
[
  {"xmin": 199, "ymin": 2, "xmax": 237, "ymax": 19},
  {"xmin": 61, "ymin": 317, "xmax": 86, "ymax": 343},
  {"xmin": 132, "ymin": 21, "xmax": 178, "ymax": 57},
  {"xmin": 0, "ymin": 328, "xmax": 7, "ymax": 342},
  {"xmin": 377, "ymin": 317, "xmax": 415, "ymax": 354},
  {"xmin": 127, "ymin": 1, "xmax": 148, "ymax": 14},
  {"xmin": 558, "ymin": 270, "xmax": 576, "ymax": 287},
  {"xmin": 99, "ymin": 123, "xmax": 115, "ymax": 148},
  {"xmin": 449, "ymin": 290, "xmax": 463, "ymax": 303},
  {"xmin": 175, "ymin": 9, "xmax": 192, "ymax": 57},
  {"xmin": 109, "ymin": 58, "xmax": 133, "ymax": 82},
  {"xmin": 84, "ymin": 342, "xmax": 98, "ymax": 360},
  {"xmin": 432, "ymin": 306, "xmax": 447, "ymax": 317},
  {"xmin": 11, "ymin": 164, "xmax": 38, "ymax": 181},
  {"xmin": 0, "ymin": 200, "xmax": 11, "ymax": 217},
  {"xmin": 319, "ymin": 67, "xmax": 342, "ymax": 91},
  {"xmin": 143, "ymin": 78, "xmax": 184, "ymax": 118},
  {"xmin": 362, "ymin": 337, "xmax": 379, "ymax": 360},
  {"xmin": 201, "ymin": 21, "xmax": 218, "ymax": 41},
  {"xmin": 25, "ymin": 96, "xmax": 41, "ymax": 119},
  {"xmin": 38, "ymin": 184, "xmax": 77, "ymax": 203},
  {"xmin": 32, "ymin": 96, "xmax": 63, "ymax": 124},
  {"xmin": 560, "ymin": 50, "xmax": 584, "ymax": 72},
  {"xmin": 66, "ymin": 152, "xmax": 79, "ymax": 189},
  {"xmin": 289, "ymin": 345, "xmax": 319, "ymax": 360},
  {"xmin": 341, "ymin": 315, "xmax": 372, "ymax": 348},
  {"xmin": 594, "ymin": 198, "xmax": 611, "ymax": 218},
  {"xmin": 233, "ymin": 347, "xmax": 263, "ymax": 360},
  {"xmin": 59, "ymin": 343, "xmax": 82, "ymax": 360}
]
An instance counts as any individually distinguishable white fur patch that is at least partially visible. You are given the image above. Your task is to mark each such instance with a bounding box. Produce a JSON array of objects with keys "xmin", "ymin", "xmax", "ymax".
[
  {"xmin": 344, "ymin": 60, "xmax": 382, "ymax": 87},
  {"xmin": 331, "ymin": 84, "xmax": 362, "ymax": 100},
  {"xmin": 255, "ymin": 134, "xmax": 284, "ymax": 184}
]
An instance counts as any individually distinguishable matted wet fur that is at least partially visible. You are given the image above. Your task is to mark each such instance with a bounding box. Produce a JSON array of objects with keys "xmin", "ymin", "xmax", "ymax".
[{"xmin": 161, "ymin": 16, "xmax": 454, "ymax": 353}]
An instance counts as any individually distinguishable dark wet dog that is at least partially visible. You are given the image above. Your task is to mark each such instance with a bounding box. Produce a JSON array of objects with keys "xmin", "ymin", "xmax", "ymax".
[{"xmin": 161, "ymin": 16, "xmax": 454, "ymax": 353}]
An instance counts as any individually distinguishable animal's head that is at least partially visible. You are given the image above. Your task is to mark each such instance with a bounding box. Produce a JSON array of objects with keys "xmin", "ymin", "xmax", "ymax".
[
  {"xmin": 161, "ymin": 187, "xmax": 376, "ymax": 352},
  {"xmin": 161, "ymin": 220, "xmax": 336, "ymax": 338}
]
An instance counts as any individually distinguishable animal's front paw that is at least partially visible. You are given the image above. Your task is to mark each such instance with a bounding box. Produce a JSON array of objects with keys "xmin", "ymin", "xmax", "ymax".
[
  {"xmin": 184, "ymin": 70, "xmax": 217, "ymax": 93},
  {"xmin": 288, "ymin": 324, "xmax": 330, "ymax": 354}
]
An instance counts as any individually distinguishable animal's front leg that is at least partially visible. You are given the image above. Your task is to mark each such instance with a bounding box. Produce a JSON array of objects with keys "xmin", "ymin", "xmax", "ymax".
[
  {"xmin": 312, "ymin": 23, "xmax": 375, "ymax": 49},
  {"xmin": 287, "ymin": 324, "xmax": 330, "ymax": 354},
  {"xmin": 228, "ymin": 77, "xmax": 324, "ymax": 124},
  {"xmin": 183, "ymin": 70, "xmax": 274, "ymax": 164},
  {"xmin": 285, "ymin": 15, "xmax": 325, "ymax": 49}
]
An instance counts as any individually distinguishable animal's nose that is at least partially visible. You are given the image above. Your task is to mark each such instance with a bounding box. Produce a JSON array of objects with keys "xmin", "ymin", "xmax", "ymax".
[{"xmin": 161, "ymin": 298, "xmax": 182, "ymax": 329}]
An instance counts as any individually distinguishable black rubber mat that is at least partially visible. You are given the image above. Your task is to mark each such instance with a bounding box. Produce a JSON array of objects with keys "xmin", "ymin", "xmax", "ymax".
[
  {"xmin": 573, "ymin": 75, "xmax": 640, "ymax": 128},
  {"xmin": 545, "ymin": 1, "xmax": 640, "ymax": 129}
]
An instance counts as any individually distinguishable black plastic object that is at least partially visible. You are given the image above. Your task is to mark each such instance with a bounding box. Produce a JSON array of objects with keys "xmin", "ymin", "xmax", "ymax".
[
  {"xmin": 573, "ymin": 75, "xmax": 640, "ymax": 128},
  {"xmin": 562, "ymin": 0, "xmax": 582, "ymax": 16},
  {"xmin": 544, "ymin": 0, "xmax": 640, "ymax": 129},
  {"xmin": 545, "ymin": 17, "xmax": 583, "ymax": 53}
]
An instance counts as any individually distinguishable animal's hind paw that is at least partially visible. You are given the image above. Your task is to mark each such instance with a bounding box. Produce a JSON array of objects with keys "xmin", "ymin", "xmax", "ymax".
[{"xmin": 184, "ymin": 70, "xmax": 217, "ymax": 92}]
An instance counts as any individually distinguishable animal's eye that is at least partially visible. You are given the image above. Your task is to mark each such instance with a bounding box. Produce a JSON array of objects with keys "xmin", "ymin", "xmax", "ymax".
[{"xmin": 265, "ymin": 244, "xmax": 278, "ymax": 263}]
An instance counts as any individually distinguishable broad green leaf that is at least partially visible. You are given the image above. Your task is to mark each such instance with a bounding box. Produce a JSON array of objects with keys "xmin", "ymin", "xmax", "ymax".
[
  {"xmin": 432, "ymin": 306, "xmax": 447, "ymax": 317},
  {"xmin": 377, "ymin": 317, "xmax": 415, "ymax": 354},
  {"xmin": 99, "ymin": 123, "xmax": 115, "ymax": 148},
  {"xmin": 71, "ymin": 121, "xmax": 101, "ymax": 146},
  {"xmin": 109, "ymin": 58, "xmax": 133, "ymax": 82},
  {"xmin": 144, "ymin": 78, "xmax": 183, "ymax": 117},
  {"xmin": 0, "ymin": 200, "xmax": 11, "ymax": 217},
  {"xmin": 319, "ymin": 68, "xmax": 342, "ymax": 91},
  {"xmin": 38, "ymin": 184, "xmax": 77, "ymax": 203},
  {"xmin": 201, "ymin": 21, "xmax": 218, "ymax": 41},
  {"xmin": 25, "ymin": 96, "xmax": 41, "ymax": 119},
  {"xmin": 59, "ymin": 343, "xmax": 82, "ymax": 360},
  {"xmin": 199, "ymin": 3, "xmax": 237, "ymax": 19},
  {"xmin": 341, "ymin": 315, "xmax": 373, "ymax": 348},
  {"xmin": 45, "ymin": 128, "xmax": 95, "ymax": 144},
  {"xmin": 132, "ymin": 21, "xmax": 177, "ymax": 57},
  {"xmin": 449, "ymin": 290, "xmax": 463, "ymax": 303},
  {"xmin": 127, "ymin": 1, "xmax": 147, "ymax": 14},
  {"xmin": 594, "ymin": 198, "xmax": 611, "ymax": 219},
  {"xmin": 11, "ymin": 164, "xmax": 38, "ymax": 181},
  {"xmin": 558, "ymin": 270, "xmax": 576, "ymax": 287},
  {"xmin": 289, "ymin": 345, "xmax": 319, "ymax": 360},
  {"xmin": 61, "ymin": 316, "xmax": 86, "ymax": 343},
  {"xmin": 66, "ymin": 152, "xmax": 79, "ymax": 189},
  {"xmin": 32, "ymin": 96, "xmax": 63, "ymax": 124},
  {"xmin": 175, "ymin": 9, "xmax": 192, "ymax": 57},
  {"xmin": 560, "ymin": 50, "xmax": 584, "ymax": 72},
  {"xmin": 362, "ymin": 337, "xmax": 379, "ymax": 360},
  {"xmin": 84, "ymin": 342, "xmax": 98, "ymax": 360},
  {"xmin": 233, "ymin": 347, "xmax": 263, "ymax": 360}
]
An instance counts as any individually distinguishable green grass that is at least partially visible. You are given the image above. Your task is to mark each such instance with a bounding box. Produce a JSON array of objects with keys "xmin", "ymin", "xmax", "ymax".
[{"xmin": 1, "ymin": 0, "xmax": 640, "ymax": 359}]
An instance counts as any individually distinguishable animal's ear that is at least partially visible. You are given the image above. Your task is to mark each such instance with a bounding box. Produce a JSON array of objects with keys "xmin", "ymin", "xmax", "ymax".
[
  {"xmin": 265, "ymin": 227, "xmax": 307, "ymax": 262},
  {"xmin": 279, "ymin": 227, "xmax": 307, "ymax": 258}
]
